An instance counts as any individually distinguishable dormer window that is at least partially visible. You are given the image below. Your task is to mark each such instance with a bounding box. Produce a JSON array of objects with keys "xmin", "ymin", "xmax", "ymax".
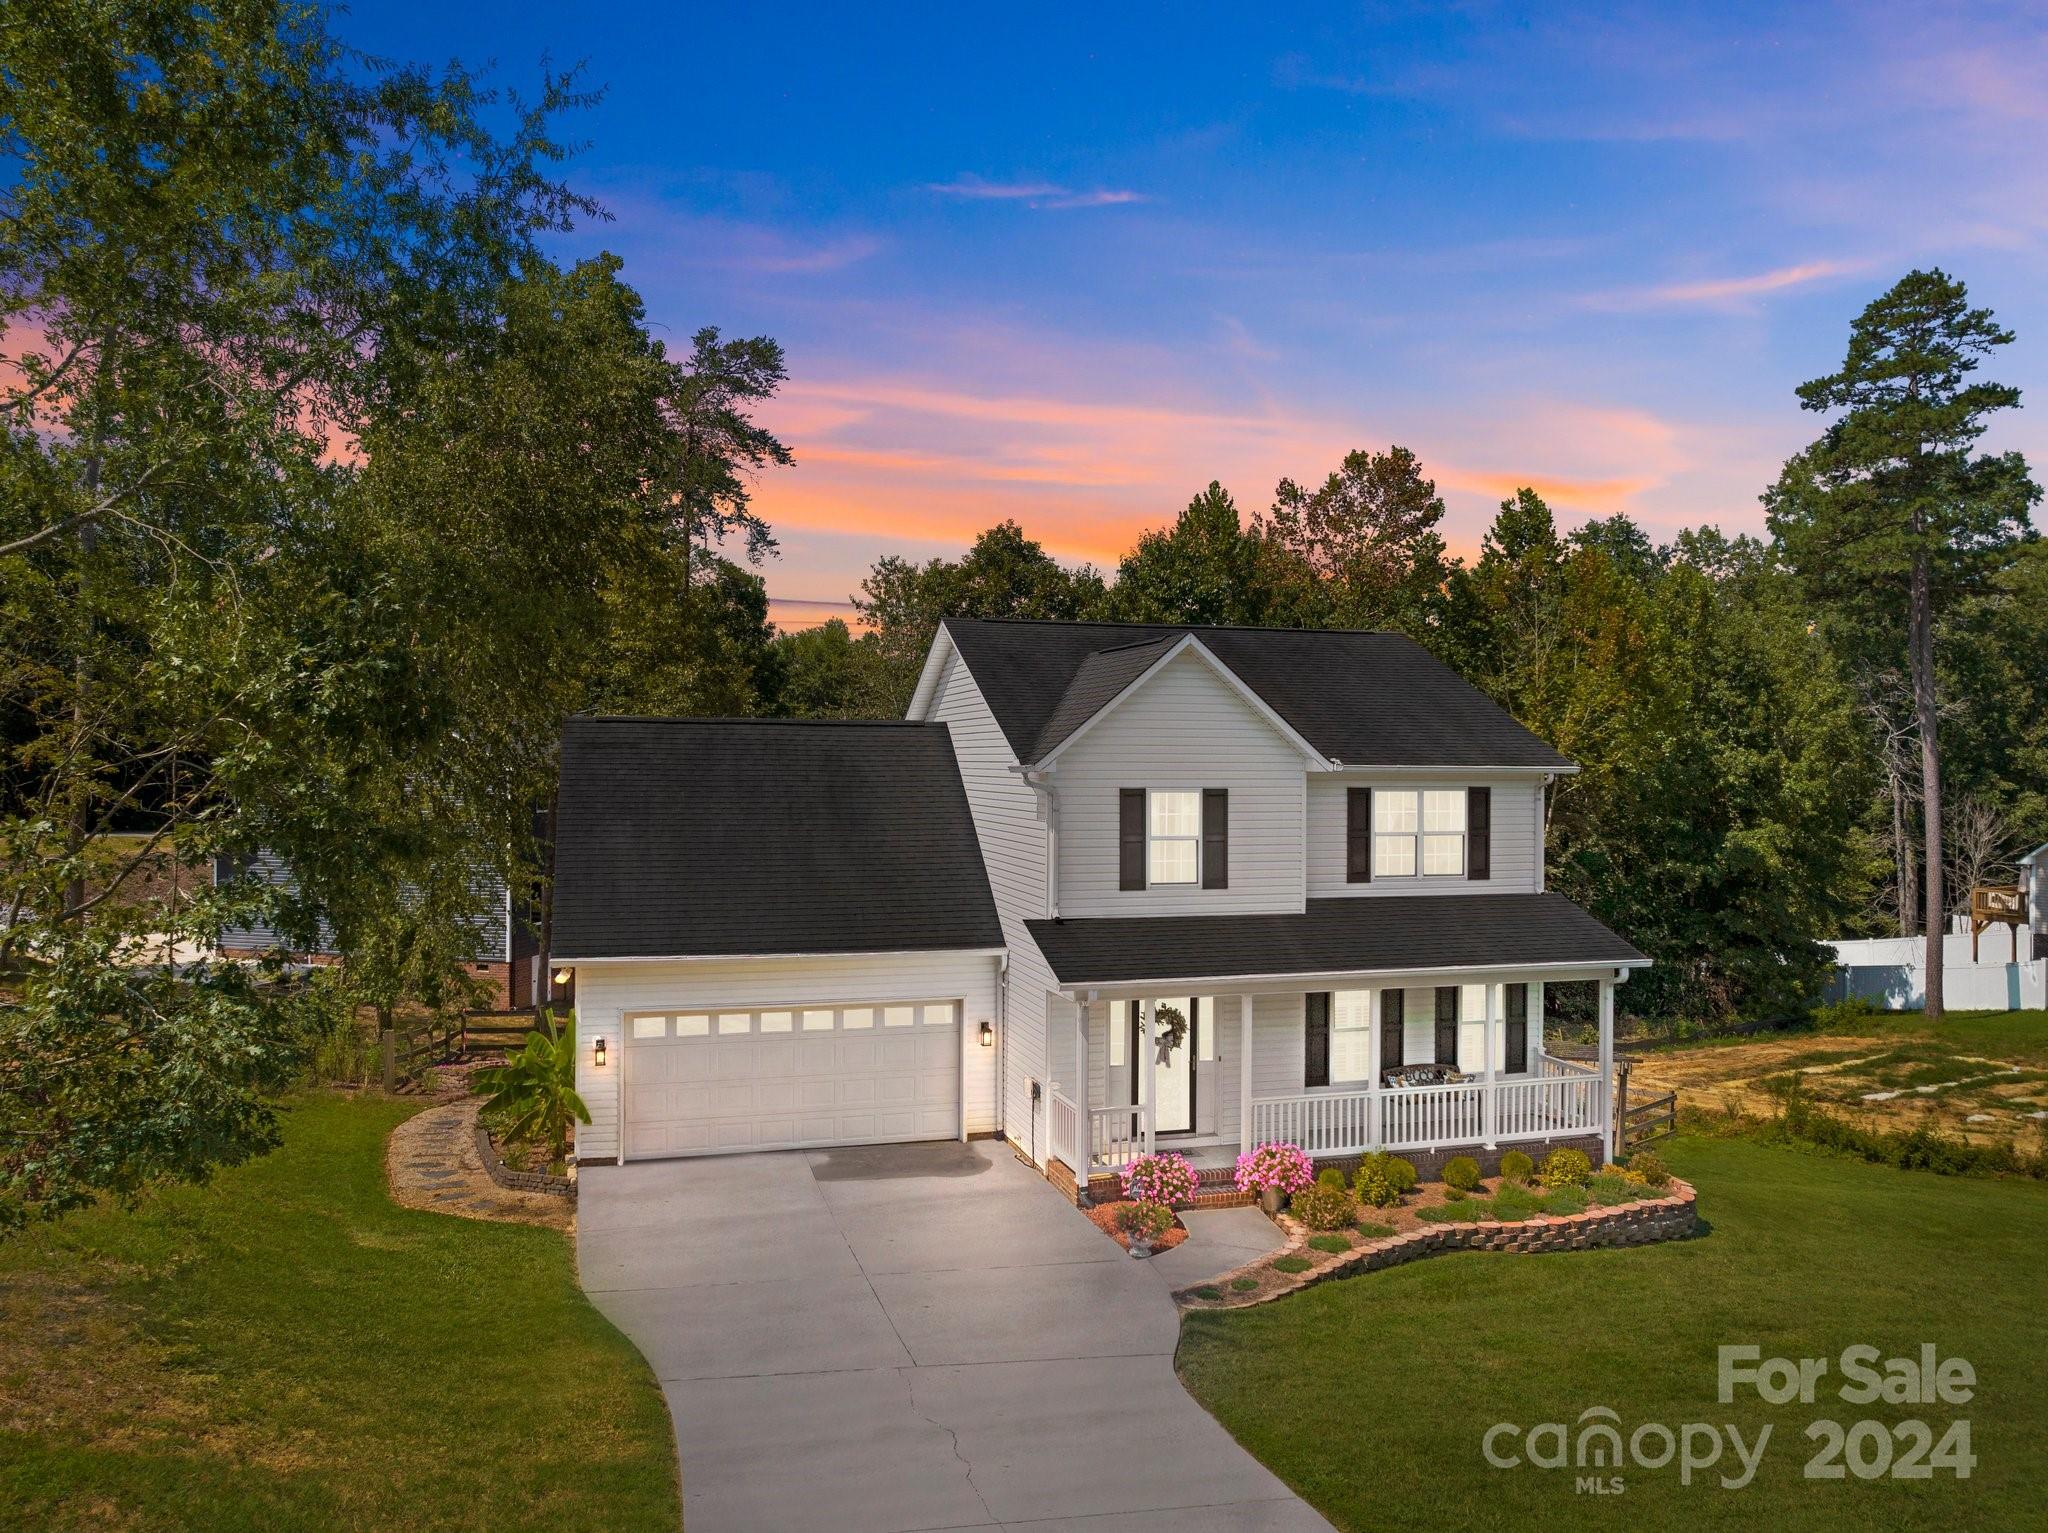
[
  {"xmin": 1148, "ymin": 791, "xmax": 1201, "ymax": 885},
  {"xmin": 1374, "ymin": 788, "xmax": 1465, "ymax": 879}
]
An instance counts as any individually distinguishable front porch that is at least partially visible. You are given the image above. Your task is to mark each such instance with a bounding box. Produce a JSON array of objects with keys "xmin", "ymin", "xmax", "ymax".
[{"xmin": 1041, "ymin": 975, "xmax": 1620, "ymax": 1183}]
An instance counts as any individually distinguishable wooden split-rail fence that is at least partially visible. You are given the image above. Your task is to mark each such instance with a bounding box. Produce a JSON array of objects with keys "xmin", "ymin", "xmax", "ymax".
[{"xmin": 378, "ymin": 1011, "xmax": 551, "ymax": 1093}]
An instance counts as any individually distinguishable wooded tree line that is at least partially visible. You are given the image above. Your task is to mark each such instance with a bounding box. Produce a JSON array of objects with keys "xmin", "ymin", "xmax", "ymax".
[
  {"xmin": 1, "ymin": 2, "xmax": 799, "ymax": 1226},
  {"xmin": 2, "ymin": 3, "xmax": 2039, "ymax": 1227},
  {"xmin": 766, "ymin": 282, "xmax": 2045, "ymax": 1025}
]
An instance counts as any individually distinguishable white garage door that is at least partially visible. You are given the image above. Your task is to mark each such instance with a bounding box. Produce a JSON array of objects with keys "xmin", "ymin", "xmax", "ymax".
[{"xmin": 621, "ymin": 998, "xmax": 961, "ymax": 1158}]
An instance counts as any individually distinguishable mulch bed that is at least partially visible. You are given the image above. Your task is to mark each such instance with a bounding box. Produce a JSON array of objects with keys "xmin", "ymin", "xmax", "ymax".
[{"xmin": 1085, "ymin": 1200, "xmax": 1189, "ymax": 1252}]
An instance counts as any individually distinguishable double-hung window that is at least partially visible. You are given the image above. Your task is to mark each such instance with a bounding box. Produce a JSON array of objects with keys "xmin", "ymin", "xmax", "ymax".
[
  {"xmin": 1148, "ymin": 790, "xmax": 1201, "ymax": 885},
  {"xmin": 1373, "ymin": 788, "xmax": 1466, "ymax": 879},
  {"xmin": 1330, "ymin": 989, "xmax": 1372, "ymax": 1084}
]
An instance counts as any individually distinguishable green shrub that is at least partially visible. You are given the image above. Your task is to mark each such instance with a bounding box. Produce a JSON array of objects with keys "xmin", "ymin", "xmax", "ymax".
[
  {"xmin": 1442, "ymin": 1155, "xmax": 1482, "ymax": 1192},
  {"xmin": 1538, "ymin": 1146, "xmax": 1593, "ymax": 1189},
  {"xmin": 1231, "ymin": 1276, "xmax": 1258, "ymax": 1292},
  {"xmin": 1356, "ymin": 1220, "xmax": 1394, "ymax": 1239},
  {"xmin": 1193, "ymin": 1285, "xmax": 1224, "ymax": 1301},
  {"xmin": 1354, "ymin": 1162, "xmax": 1401, "ymax": 1208},
  {"xmin": 1115, "ymin": 1200, "xmax": 1173, "ymax": 1241},
  {"xmin": 1625, "ymin": 1149, "xmax": 1672, "ymax": 1187},
  {"xmin": 1272, "ymin": 1255, "xmax": 1311, "ymax": 1274},
  {"xmin": 1489, "ymin": 1183, "xmax": 1540, "ymax": 1221},
  {"xmin": 1442, "ymin": 1184, "xmax": 1467, "ymax": 1201},
  {"xmin": 1541, "ymin": 1185, "xmax": 1589, "ymax": 1215},
  {"xmin": 1291, "ymin": 1183, "xmax": 1356, "ymax": 1231},
  {"xmin": 1498, "ymin": 1150, "xmax": 1534, "ymax": 1184},
  {"xmin": 1357, "ymin": 1152, "xmax": 1417, "ymax": 1195},
  {"xmin": 1586, "ymin": 1172, "xmax": 1639, "ymax": 1207},
  {"xmin": 1307, "ymin": 1233, "xmax": 1352, "ymax": 1254},
  {"xmin": 1316, "ymin": 1167, "xmax": 1349, "ymax": 1191}
]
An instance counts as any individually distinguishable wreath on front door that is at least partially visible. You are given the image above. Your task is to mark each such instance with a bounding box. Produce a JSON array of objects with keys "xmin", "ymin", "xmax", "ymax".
[{"xmin": 1152, "ymin": 1002, "xmax": 1189, "ymax": 1065}]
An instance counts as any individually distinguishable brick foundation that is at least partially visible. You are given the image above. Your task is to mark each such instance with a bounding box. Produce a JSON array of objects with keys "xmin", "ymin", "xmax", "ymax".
[{"xmin": 1178, "ymin": 1177, "xmax": 1699, "ymax": 1309}]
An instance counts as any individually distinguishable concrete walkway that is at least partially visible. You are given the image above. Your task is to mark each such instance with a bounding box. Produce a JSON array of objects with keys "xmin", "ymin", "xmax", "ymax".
[
  {"xmin": 579, "ymin": 1141, "xmax": 1325, "ymax": 1532},
  {"xmin": 1143, "ymin": 1206, "xmax": 1290, "ymax": 1291}
]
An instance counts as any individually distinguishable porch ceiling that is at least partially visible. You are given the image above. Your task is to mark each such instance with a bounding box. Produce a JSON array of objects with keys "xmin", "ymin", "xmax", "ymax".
[{"xmin": 1027, "ymin": 892, "xmax": 1646, "ymax": 991}]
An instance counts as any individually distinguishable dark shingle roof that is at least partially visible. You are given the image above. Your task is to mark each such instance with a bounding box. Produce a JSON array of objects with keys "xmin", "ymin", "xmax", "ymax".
[
  {"xmin": 1026, "ymin": 893, "xmax": 1643, "ymax": 986},
  {"xmin": 553, "ymin": 718, "xmax": 1002, "ymax": 961},
  {"xmin": 1029, "ymin": 634, "xmax": 1180, "ymax": 759},
  {"xmin": 943, "ymin": 618, "xmax": 1572, "ymax": 770}
]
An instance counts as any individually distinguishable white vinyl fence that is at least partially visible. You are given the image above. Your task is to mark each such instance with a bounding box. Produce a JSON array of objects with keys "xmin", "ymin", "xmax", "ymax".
[{"xmin": 1825, "ymin": 931, "xmax": 2044, "ymax": 1012}]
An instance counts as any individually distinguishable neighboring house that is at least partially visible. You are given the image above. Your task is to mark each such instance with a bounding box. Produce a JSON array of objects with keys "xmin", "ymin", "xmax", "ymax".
[
  {"xmin": 1827, "ymin": 843, "xmax": 2048, "ymax": 1012},
  {"xmin": 561, "ymin": 620, "xmax": 1649, "ymax": 1185},
  {"xmin": 213, "ymin": 849, "xmax": 542, "ymax": 1009}
]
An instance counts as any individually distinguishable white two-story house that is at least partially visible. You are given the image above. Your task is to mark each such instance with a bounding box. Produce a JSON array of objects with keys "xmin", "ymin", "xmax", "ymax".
[{"xmin": 557, "ymin": 619, "xmax": 1646, "ymax": 1187}]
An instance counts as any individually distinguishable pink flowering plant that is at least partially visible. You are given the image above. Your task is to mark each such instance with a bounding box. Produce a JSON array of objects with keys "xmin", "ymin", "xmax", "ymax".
[
  {"xmin": 1121, "ymin": 1151, "xmax": 1199, "ymax": 1207},
  {"xmin": 1233, "ymin": 1141, "xmax": 1314, "ymax": 1196}
]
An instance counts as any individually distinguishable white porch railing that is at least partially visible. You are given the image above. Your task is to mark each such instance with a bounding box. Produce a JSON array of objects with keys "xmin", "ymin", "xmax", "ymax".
[
  {"xmin": 1248, "ymin": 1089, "xmax": 1375, "ymax": 1157},
  {"xmin": 1249, "ymin": 1072, "xmax": 1605, "ymax": 1159},
  {"xmin": 1048, "ymin": 1089, "xmax": 1082, "ymax": 1171},
  {"xmin": 1088, "ymin": 1102, "xmax": 1149, "ymax": 1170}
]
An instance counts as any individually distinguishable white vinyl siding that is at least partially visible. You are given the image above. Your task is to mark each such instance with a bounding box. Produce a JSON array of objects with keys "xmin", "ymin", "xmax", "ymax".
[
  {"xmin": 1307, "ymin": 775, "xmax": 1544, "ymax": 897},
  {"xmin": 926, "ymin": 648, "xmax": 1062, "ymax": 1158},
  {"xmin": 1054, "ymin": 649, "xmax": 1306, "ymax": 915},
  {"xmin": 572, "ymin": 949, "xmax": 999, "ymax": 1162}
]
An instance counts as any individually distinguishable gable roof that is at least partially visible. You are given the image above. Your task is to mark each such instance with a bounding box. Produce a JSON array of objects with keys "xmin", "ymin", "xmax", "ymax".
[
  {"xmin": 1027, "ymin": 892, "xmax": 1644, "ymax": 987},
  {"xmin": 552, "ymin": 717, "xmax": 1002, "ymax": 962},
  {"xmin": 942, "ymin": 618, "xmax": 1573, "ymax": 770}
]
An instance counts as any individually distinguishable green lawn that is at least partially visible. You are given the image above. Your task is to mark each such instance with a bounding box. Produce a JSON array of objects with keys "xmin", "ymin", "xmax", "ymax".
[
  {"xmin": 0, "ymin": 1093, "xmax": 678, "ymax": 1532},
  {"xmin": 1179, "ymin": 1137, "xmax": 2047, "ymax": 1531}
]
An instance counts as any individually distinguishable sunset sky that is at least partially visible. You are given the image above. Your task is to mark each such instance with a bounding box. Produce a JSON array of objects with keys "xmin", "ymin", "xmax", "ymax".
[{"xmin": 345, "ymin": 2, "xmax": 2048, "ymax": 629}]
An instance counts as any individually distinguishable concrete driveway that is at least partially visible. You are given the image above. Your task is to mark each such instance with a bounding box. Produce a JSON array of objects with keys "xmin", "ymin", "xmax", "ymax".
[{"xmin": 578, "ymin": 1140, "xmax": 1324, "ymax": 1532}]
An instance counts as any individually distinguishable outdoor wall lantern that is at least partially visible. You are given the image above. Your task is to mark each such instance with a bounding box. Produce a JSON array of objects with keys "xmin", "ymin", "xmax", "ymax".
[
  {"xmin": 552, "ymin": 967, "xmax": 573, "ymax": 987},
  {"xmin": 979, "ymin": 1019, "xmax": 994, "ymax": 1047},
  {"xmin": 594, "ymin": 1037, "xmax": 607, "ymax": 1068}
]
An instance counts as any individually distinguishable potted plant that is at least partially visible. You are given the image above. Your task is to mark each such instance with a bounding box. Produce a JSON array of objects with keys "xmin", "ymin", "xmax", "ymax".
[
  {"xmin": 1115, "ymin": 1199, "xmax": 1173, "ymax": 1257},
  {"xmin": 1121, "ymin": 1150, "xmax": 1199, "ymax": 1208},
  {"xmin": 1234, "ymin": 1141, "xmax": 1314, "ymax": 1215}
]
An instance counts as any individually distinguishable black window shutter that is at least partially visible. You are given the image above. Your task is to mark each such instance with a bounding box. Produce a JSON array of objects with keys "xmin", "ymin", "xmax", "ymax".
[
  {"xmin": 1347, "ymin": 787, "xmax": 1372, "ymax": 883},
  {"xmin": 1304, "ymin": 992, "xmax": 1331, "ymax": 1088},
  {"xmin": 1434, "ymin": 986, "xmax": 1459, "ymax": 1066},
  {"xmin": 1119, "ymin": 789, "xmax": 1146, "ymax": 891},
  {"xmin": 1380, "ymin": 987, "xmax": 1404, "ymax": 1071},
  {"xmin": 1201, "ymin": 789, "xmax": 1229, "ymax": 889},
  {"xmin": 1467, "ymin": 786, "xmax": 1491, "ymax": 881},
  {"xmin": 1505, "ymin": 982, "xmax": 1529, "ymax": 1072}
]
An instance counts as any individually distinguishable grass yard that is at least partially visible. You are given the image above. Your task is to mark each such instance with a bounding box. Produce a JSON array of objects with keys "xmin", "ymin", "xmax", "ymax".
[
  {"xmin": 1178, "ymin": 1137, "xmax": 2048, "ymax": 1531},
  {"xmin": 0, "ymin": 1093, "xmax": 678, "ymax": 1532}
]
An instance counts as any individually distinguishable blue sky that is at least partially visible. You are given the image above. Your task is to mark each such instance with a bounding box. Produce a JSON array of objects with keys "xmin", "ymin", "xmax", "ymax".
[{"xmin": 341, "ymin": 1, "xmax": 2048, "ymax": 625}]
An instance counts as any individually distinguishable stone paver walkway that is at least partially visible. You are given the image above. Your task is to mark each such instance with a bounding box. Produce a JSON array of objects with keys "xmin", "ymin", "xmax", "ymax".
[{"xmin": 385, "ymin": 1099, "xmax": 573, "ymax": 1231}]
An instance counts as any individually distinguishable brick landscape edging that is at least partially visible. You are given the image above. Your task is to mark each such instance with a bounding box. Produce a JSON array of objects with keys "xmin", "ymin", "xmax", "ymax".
[
  {"xmin": 1176, "ymin": 1176, "xmax": 1698, "ymax": 1310},
  {"xmin": 474, "ymin": 1121, "xmax": 576, "ymax": 1199}
]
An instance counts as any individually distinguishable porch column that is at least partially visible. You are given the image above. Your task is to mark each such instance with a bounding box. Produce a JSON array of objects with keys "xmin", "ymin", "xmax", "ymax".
[
  {"xmin": 1139, "ymin": 997, "xmax": 1156, "ymax": 1153},
  {"xmin": 1481, "ymin": 982, "xmax": 1499, "ymax": 1147},
  {"xmin": 1530, "ymin": 980, "xmax": 1546, "ymax": 1072},
  {"xmin": 1598, "ymin": 976, "xmax": 1616, "ymax": 1159},
  {"xmin": 1072, "ymin": 1000, "xmax": 1088, "ymax": 1170},
  {"xmin": 1366, "ymin": 988, "xmax": 1383, "ymax": 1149},
  {"xmin": 1237, "ymin": 993, "xmax": 1254, "ymax": 1154}
]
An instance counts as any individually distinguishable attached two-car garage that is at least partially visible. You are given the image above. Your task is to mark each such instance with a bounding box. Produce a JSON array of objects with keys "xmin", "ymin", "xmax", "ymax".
[
  {"xmin": 549, "ymin": 717, "xmax": 1007, "ymax": 1164},
  {"xmin": 620, "ymin": 998, "xmax": 963, "ymax": 1158}
]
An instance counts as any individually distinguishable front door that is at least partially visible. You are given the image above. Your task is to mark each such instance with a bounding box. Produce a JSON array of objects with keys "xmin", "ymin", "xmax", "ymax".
[{"xmin": 1130, "ymin": 998, "xmax": 1197, "ymax": 1135}]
